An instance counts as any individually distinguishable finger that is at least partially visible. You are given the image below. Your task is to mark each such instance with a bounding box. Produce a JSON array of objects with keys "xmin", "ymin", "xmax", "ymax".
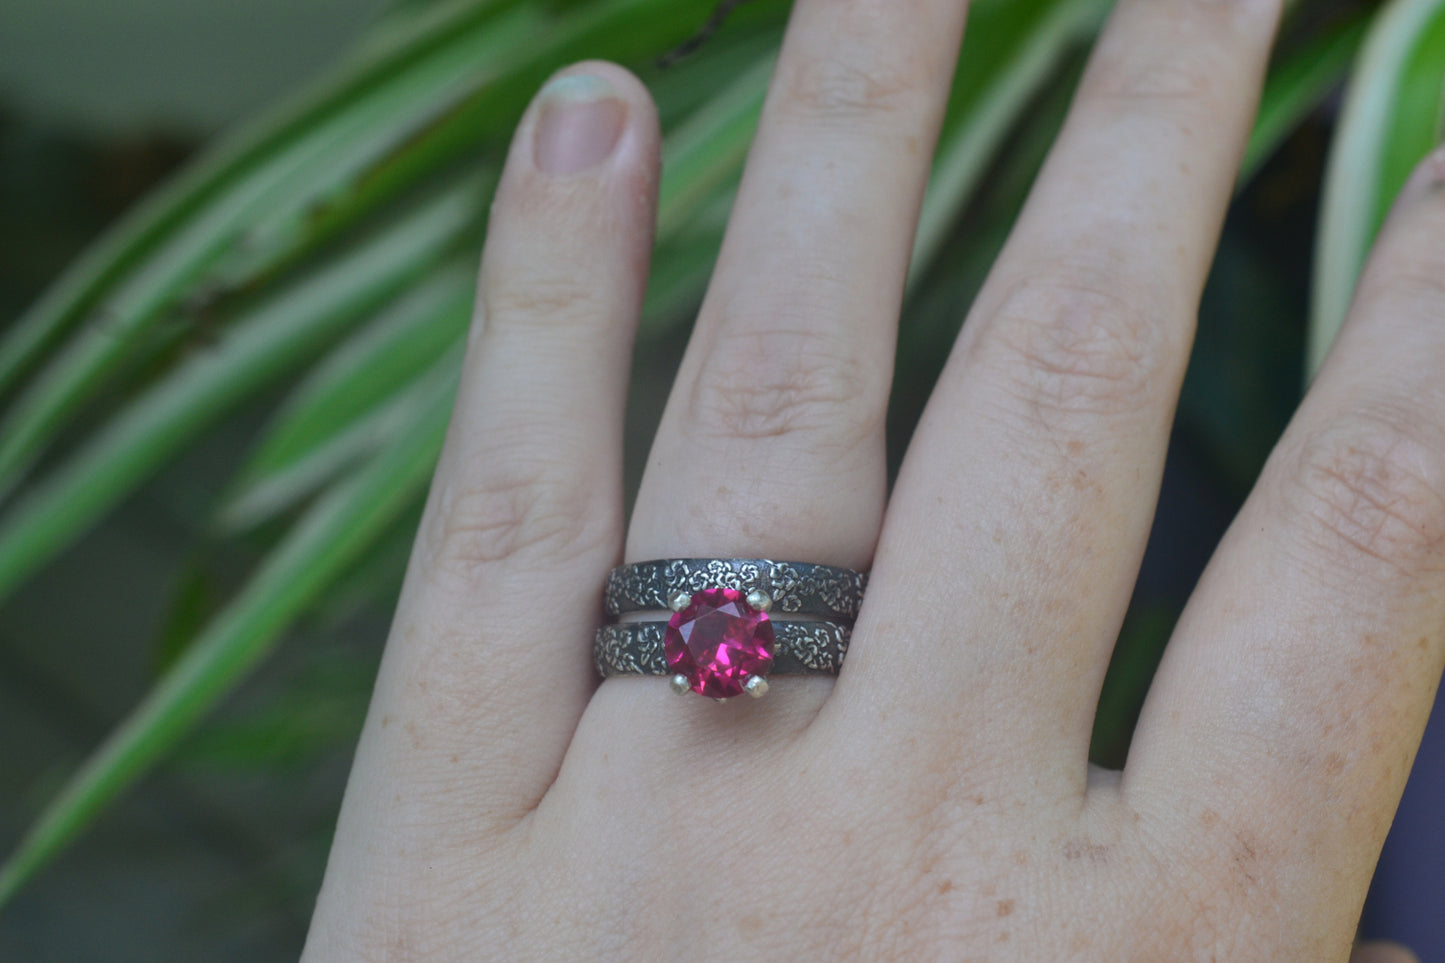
[
  {"xmin": 325, "ymin": 64, "xmax": 660, "ymax": 868},
  {"xmin": 830, "ymin": 0, "xmax": 1283, "ymax": 789},
  {"xmin": 1351, "ymin": 943, "xmax": 1419, "ymax": 963},
  {"xmin": 625, "ymin": 0, "xmax": 970, "ymax": 570},
  {"xmin": 1127, "ymin": 149, "xmax": 1445, "ymax": 952}
]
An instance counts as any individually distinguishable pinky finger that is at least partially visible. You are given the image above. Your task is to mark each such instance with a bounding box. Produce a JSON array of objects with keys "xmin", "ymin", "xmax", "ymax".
[
  {"xmin": 1351, "ymin": 942, "xmax": 1418, "ymax": 963},
  {"xmin": 1126, "ymin": 148, "xmax": 1445, "ymax": 953}
]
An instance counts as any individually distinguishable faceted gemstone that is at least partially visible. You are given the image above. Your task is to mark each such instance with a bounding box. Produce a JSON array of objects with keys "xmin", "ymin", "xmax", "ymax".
[{"xmin": 664, "ymin": 587, "xmax": 775, "ymax": 698}]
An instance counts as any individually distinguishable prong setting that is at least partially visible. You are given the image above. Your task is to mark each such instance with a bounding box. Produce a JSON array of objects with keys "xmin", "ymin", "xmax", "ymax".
[
  {"xmin": 669, "ymin": 590, "xmax": 693, "ymax": 612},
  {"xmin": 746, "ymin": 588, "xmax": 772, "ymax": 612},
  {"xmin": 744, "ymin": 675, "xmax": 769, "ymax": 699},
  {"xmin": 670, "ymin": 674, "xmax": 691, "ymax": 695}
]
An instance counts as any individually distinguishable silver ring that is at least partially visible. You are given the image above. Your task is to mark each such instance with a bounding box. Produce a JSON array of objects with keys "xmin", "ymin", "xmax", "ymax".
[
  {"xmin": 596, "ymin": 558, "xmax": 865, "ymax": 700},
  {"xmin": 603, "ymin": 558, "xmax": 865, "ymax": 621}
]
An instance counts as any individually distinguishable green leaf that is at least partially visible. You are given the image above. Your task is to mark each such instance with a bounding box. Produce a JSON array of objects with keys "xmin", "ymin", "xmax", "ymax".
[
  {"xmin": 1241, "ymin": 14, "xmax": 1371, "ymax": 185},
  {"xmin": 0, "ymin": 0, "xmax": 522, "ymax": 402},
  {"xmin": 0, "ymin": 179, "xmax": 482, "ymax": 604},
  {"xmin": 641, "ymin": 226, "xmax": 732, "ymax": 329},
  {"xmin": 0, "ymin": 376, "xmax": 454, "ymax": 909},
  {"xmin": 219, "ymin": 347, "xmax": 463, "ymax": 532},
  {"xmin": 654, "ymin": 53, "xmax": 772, "ymax": 241},
  {"xmin": 1090, "ymin": 603, "xmax": 1179, "ymax": 770},
  {"xmin": 893, "ymin": 50, "xmax": 1084, "ymax": 444},
  {"xmin": 172, "ymin": 652, "xmax": 375, "ymax": 773},
  {"xmin": 153, "ymin": 558, "xmax": 228, "ymax": 675},
  {"xmin": 643, "ymin": 26, "xmax": 782, "ymax": 129},
  {"xmin": 0, "ymin": 8, "xmax": 533, "ymax": 496},
  {"xmin": 0, "ymin": 0, "xmax": 752, "ymax": 498},
  {"xmin": 220, "ymin": 266, "xmax": 473, "ymax": 515},
  {"xmin": 1311, "ymin": 0, "xmax": 1445, "ymax": 375},
  {"xmin": 910, "ymin": 0, "xmax": 1106, "ymax": 285}
]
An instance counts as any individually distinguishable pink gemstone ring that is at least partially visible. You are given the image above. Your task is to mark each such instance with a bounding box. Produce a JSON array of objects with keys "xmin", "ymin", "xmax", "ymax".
[{"xmin": 595, "ymin": 559, "xmax": 864, "ymax": 700}]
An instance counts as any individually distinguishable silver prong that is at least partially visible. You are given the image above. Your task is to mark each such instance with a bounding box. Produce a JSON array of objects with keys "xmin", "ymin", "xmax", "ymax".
[
  {"xmin": 744, "ymin": 675, "xmax": 769, "ymax": 699},
  {"xmin": 668, "ymin": 590, "xmax": 692, "ymax": 612},
  {"xmin": 746, "ymin": 588, "xmax": 772, "ymax": 612},
  {"xmin": 670, "ymin": 674, "xmax": 691, "ymax": 695}
]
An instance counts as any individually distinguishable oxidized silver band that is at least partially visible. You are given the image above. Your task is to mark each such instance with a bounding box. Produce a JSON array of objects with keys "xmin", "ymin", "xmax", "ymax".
[
  {"xmin": 604, "ymin": 558, "xmax": 865, "ymax": 621},
  {"xmin": 595, "ymin": 620, "xmax": 850, "ymax": 678}
]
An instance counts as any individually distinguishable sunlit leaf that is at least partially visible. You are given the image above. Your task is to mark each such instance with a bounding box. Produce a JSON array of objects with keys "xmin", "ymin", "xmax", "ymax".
[
  {"xmin": 1241, "ymin": 13, "xmax": 1371, "ymax": 185},
  {"xmin": 0, "ymin": 180, "xmax": 481, "ymax": 603},
  {"xmin": 910, "ymin": 0, "xmax": 1106, "ymax": 284},
  {"xmin": 0, "ymin": 0, "xmax": 769, "ymax": 498},
  {"xmin": 219, "ymin": 347, "xmax": 462, "ymax": 531},
  {"xmin": 1311, "ymin": 0, "xmax": 1445, "ymax": 375},
  {"xmin": 220, "ymin": 267, "xmax": 473, "ymax": 515},
  {"xmin": 0, "ymin": 0, "xmax": 522, "ymax": 402}
]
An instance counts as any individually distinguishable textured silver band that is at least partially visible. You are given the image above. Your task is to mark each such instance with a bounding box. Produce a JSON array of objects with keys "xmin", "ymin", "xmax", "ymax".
[
  {"xmin": 604, "ymin": 558, "xmax": 866, "ymax": 621},
  {"xmin": 595, "ymin": 620, "xmax": 850, "ymax": 678}
]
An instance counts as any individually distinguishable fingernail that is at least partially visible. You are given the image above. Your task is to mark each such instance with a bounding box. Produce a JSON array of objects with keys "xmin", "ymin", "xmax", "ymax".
[{"xmin": 533, "ymin": 74, "xmax": 626, "ymax": 175}]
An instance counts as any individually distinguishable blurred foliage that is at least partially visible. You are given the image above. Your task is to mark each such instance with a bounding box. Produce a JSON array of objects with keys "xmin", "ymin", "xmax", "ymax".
[
  {"xmin": 1, "ymin": 0, "xmax": 1443, "ymax": 927},
  {"xmin": 1312, "ymin": 0, "xmax": 1445, "ymax": 372}
]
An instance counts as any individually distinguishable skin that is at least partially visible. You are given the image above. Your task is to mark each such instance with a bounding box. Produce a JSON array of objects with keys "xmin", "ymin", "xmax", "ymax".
[{"xmin": 302, "ymin": 0, "xmax": 1445, "ymax": 959}]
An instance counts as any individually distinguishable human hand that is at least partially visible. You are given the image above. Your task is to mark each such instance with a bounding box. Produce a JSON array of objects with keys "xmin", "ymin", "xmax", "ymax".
[{"xmin": 302, "ymin": 0, "xmax": 1445, "ymax": 958}]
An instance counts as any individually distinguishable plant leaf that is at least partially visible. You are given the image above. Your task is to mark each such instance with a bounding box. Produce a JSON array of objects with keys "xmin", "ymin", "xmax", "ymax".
[
  {"xmin": 1241, "ymin": 13, "xmax": 1371, "ymax": 185},
  {"xmin": 1311, "ymin": 0, "xmax": 1445, "ymax": 375},
  {"xmin": 0, "ymin": 376, "xmax": 455, "ymax": 909},
  {"xmin": 219, "ymin": 346, "xmax": 463, "ymax": 532},
  {"xmin": 0, "ymin": 9, "xmax": 535, "ymax": 496},
  {"xmin": 654, "ymin": 54, "xmax": 772, "ymax": 242},
  {"xmin": 223, "ymin": 267, "xmax": 473, "ymax": 498},
  {"xmin": 910, "ymin": 0, "xmax": 1106, "ymax": 285},
  {"xmin": 0, "ymin": 180, "xmax": 481, "ymax": 603},
  {"xmin": 0, "ymin": 0, "xmax": 522, "ymax": 401},
  {"xmin": 0, "ymin": 0, "xmax": 760, "ymax": 498}
]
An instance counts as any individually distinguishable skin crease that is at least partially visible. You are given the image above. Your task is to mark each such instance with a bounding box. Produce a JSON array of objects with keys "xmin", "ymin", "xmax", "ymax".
[{"xmin": 303, "ymin": 1, "xmax": 1443, "ymax": 960}]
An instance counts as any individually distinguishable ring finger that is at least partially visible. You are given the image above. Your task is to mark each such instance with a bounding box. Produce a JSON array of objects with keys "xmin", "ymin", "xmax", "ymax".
[{"xmin": 590, "ymin": 0, "xmax": 970, "ymax": 725}]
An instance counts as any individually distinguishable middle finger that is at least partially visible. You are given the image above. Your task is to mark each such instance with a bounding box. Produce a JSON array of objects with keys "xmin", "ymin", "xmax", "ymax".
[{"xmin": 625, "ymin": 0, "xmax": 971, "ymax": 572}]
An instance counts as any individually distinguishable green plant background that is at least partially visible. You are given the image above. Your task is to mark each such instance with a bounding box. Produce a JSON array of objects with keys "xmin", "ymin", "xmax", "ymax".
[{"xmin": 1, "ymin": 0, "xmax": 1443, "ymax": 957}]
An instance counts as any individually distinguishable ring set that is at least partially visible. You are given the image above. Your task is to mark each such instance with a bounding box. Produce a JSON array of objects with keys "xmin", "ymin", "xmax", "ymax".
[{"xmin": 595, "ymin": 559, "xmax": 866, "ymax": 700}]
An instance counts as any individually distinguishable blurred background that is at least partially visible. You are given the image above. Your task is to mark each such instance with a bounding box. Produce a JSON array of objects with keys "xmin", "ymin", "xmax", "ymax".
[
  {"xmin": 1, "ymin": 4, "xmax": 392, "ymax": 959},
  {"xmin": 0, "ymin": 0, "xmax": 1440, "ymax": 959}
]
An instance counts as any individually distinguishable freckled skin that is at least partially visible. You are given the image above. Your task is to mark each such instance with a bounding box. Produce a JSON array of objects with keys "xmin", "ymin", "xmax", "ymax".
[{"xmin": 303, "ymin": 0, "xmax": 1445, "ymax": 959}]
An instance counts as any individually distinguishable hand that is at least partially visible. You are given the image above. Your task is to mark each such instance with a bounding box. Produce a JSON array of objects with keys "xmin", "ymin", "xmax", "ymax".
[{"xmin": 301, "ymin": 1, "xmax": 1444, "ymax": 958}]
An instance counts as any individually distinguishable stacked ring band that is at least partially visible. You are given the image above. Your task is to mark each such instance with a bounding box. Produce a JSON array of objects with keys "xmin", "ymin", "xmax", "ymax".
[
  {"xmin": 604, "ymin": 558, "xmax": 866, "ymax": 621},
  {"xmin": 595, "ymin": 558, "xmax": 867, "ymax": 700}
]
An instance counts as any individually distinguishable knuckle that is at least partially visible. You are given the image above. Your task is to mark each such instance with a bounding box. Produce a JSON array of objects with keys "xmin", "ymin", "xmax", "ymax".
[
  {"xmin": 687, "ymin": 326, "xmax": 881, "ymax": 447},
  {"xmin": 479, "ymin": 273, "xmax": 596, "ymax": 331},
  {"xmin": 1093, "ymin": 49, "xmax": 1217, "ymax": 106},
  {"xmin": 777, "ymin": 11, "xmax": 929, "ymax": 126},
  {"xmin": 1279, "ymin": 403, "xmax": 1445, "ymax": 583},
  {"xmin": 422, "ymin": 466, "xmax": 613, "ymax": 580},
  {"xmin": 1087, "ymin": 0, "xmax": 1278, "ymax": 109},
  {"xmin": 979, "ymin": 274, "xmax": 1170, "ymax": 422},
  {"xmin": 784, "ymin": 57, "xmax": 918, "ymax": 123}
]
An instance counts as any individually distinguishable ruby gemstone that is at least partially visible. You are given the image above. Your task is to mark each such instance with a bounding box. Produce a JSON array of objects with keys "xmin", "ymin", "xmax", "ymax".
[{"xmin": 664, "ymin": 587, "xmax": 775, "ymax": 698}]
